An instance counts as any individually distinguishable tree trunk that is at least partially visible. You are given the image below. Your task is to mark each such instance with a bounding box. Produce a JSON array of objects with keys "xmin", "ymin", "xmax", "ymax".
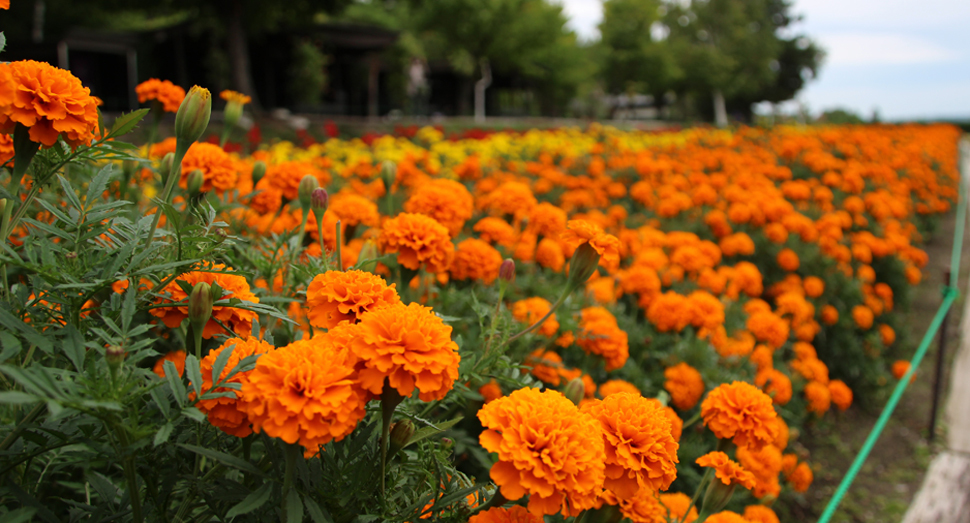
[
  {"xmin": 227, "ymin": 0, "xmax": 260, "ymax": 109},
  {"xmin": 474, "ymin": 59, "xmax": 491, "ymax": 124},
  {"xmin": 712, "ymin": 89, "xmax": 728, "ymax": 128}
]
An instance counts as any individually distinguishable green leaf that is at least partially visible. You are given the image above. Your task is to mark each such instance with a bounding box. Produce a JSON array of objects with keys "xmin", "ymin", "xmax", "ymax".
[
  {"xmin": 0, "ymin": 391, "xmax": 40, "ymax": 404},
  {"xmin": 109, "ymin": 108, "xmax": 150, "ymax": 138},
  {"xmin": 61, "ymin": 325, "xmax": 85, "ymax": 372},
  {"xmin": 303, "ymin": 496, "xmax": 333, "ymax": 523},
  {"xmin": 404, "ymin": 417, "xmax": 464, "ymax": 449},
  {"xmin": 85, "ymin": 163, "xmax": 115, "ymax": 211},
  {"xmin": 3, "ymin": 507, "xmax": 37, "ymax": 523},
  {"xmin": 181, "ymin": 406, "xmax": 206, "ymax": 423},
  {"xmin": 225, "ymin": 483, "xmax": 272, "ymax": 519},
  {"xmin": 163, "ymin": 360, "xmax": 187, "ymax": 407},
  {"xmin": 0, "ymin": 32, "xmax": 6, "ymax": 54},
  {"xmin": 185, "ymin": 354, "xmax": 203, "ymax": 398},
  {"xmin": 177, "ymin": 443, "xmax": 262, "ymax": 474},
  {"xmin": 150, "ymin": 386, "xmax": 172, "ymax": 419},
  {"xmin": 0, "ymin": 308, "xmax": 52, "ymax": 354},
  {"xmin": 209, "ymin": 343, "xmax": 236, "ymax": 392},
  {"xmin": 0, "ymin": 331, "xmax": 22, "ymax": 362},
  {"xmin": 57, "ymin": 175, "xmax": 83, "ymax": 212},
  {"xmin": 286, "ymin": 489, "xmax": 303, "ymax": 523},
  {"xmin": 154, "ymin": 422, "xmax": 174, "ymax": 446}
]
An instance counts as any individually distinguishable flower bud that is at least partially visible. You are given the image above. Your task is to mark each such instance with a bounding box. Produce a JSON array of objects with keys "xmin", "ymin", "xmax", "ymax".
[
  {"xmin": 388, "ymin": 419, "xmax": 415, "ymax": 456},
  {"xmin": 251, "ymin": 160, "xmax": 267, "ymax": 183},
  {"xmin": 160, "ymin": 152, "xmax": 175, "ymax": 182},
  {"xmin": 566, "ymin": 243, "xmax": 600, "ymax": 291},
  {"xmin": 311, "ymin": 187, "xmax": 329, "ymax": 214},
  {"xmin": 298, "ymin": 175, "xmax": 319, "ymax": 213},
  {"xmin": 701, "ymin": 477, "xmax": 736, "ymax": 515},
  {"xmin": 440, "ymin": 437, "xmax": 455, "ymax": 451},
  {"xmin": 381, "ymin": 160, "xmax": 397, "ymax": 190},
  {"xmin": 188, "ymin": 282, "xmax": 213, "ymax": 337},
  {"xmin": 186, "ymin": 169, "xmax": 205, "ymax": 196},
  {"xmin": 174, "ymin": 86, "xmax": 212, "ymax": 148},
  {"xmin": 563, "ymin": 377, "xmax": 585, "ymax": 405},
  {"xmin": 499, "ymin": 258, "xmax": 515, "ymax": 285},
  {"xmin": 224, "ymin": 100, "xmax": 244, "ymax": 130},
  {"xmin": 105, "ymin": 344, "xmax": 126, "ymax": 369}
]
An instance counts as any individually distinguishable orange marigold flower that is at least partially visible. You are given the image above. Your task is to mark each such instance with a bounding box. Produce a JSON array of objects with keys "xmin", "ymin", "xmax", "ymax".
[
  {"xmin": 746, "ymin": 311, "xmax": 790, "ymax": 349},
  {"xmin": 561, "ymin": 220, "xmax": 621, "ymax": 268},
  {"xmin": 696, "ymin": 451, "xmax": 756, "ymax": 489},
  {"xmin": 378, "ymin": 212, "xmax": 455, "ymax": 274},
  {"xmin": 0, "ymin": 60, "xmax": 101, "ymax": 147},
  {"xmin": 535, "ymin": 238, "xmax": 566, "ymax": 272},
  {"xmin": 264, "ymin": 160, "xmax": 331, "ymax": 201},
  {"xmin": 852, "ymin": 305, "xmax": 874, "ymax": 329},
  {"xmin": 659, "ymin": 492, "xmax": 699, "ymax": 523},
  {"xmin": 478, "ymin": 387, "xmax": 606, "ymax": 517},
  {"xmin": 754, "ymin": 368, "xmax": 793, "ymax": 406},
  {"xmin": 821, "ymin": 304, "xmax": 839, "ymax": 325},
  {"xmin": 136, "ymin": 78, "xmax": 186, "ymax": 112},
  {"xmin": 195, "ymin": 336, "xmax": 273, "ymax": 437},
  {"xmin": 150, "ymin": 263, "xmax": 259, "ymax": 338},
  {"xmin": 647, "ymin": 291, "xmax": 693, "ymax": 333},
  {"xmin": 511, "ymin": 297, "xmax": 559, "ymax": 337},
  {"xmin": 599, "ymin": 379, "xmax": 641, "ymax": 398},
  {"xmin": 524, "ymin": 349, "xmax": 566, "ymax": 385},
  {"xmin": 479, "ymin": 379, "xmax": 503, "ymax": 404},
  {"xmin": 701, "ymin": 381, "xmax": 779, "ymax": 450},
  {"xmin": 736, "ymin": 444, "xmax": 782, "ymax": 499},
  {"xmin": 468, "ymin": 506, "xmax": 543, "ymax": 523},
  {"xmin": 329, "ymin": 193, "xmax": 381, "ymax": 228},
  {"xmin": 776, "ymin": 248, "xmax": 800, "ymax": 272},
  {"xmin": 706, "ymin": 511, "xmax": 751, "ymax": 523},
  {"xmin": 351, "ymin": 302, "xmax": 460, "ymax": 401},
  {"xmin": 219, "ymin": 89, "xmax": 251, "ymax": 105},
  {"xmin": 451, "ymin": 238, "xmax": 504, "ymax": 284},
  {"xmin": 473, "ymin": 217, "xmax": 517, "ymax": 247},
  {"xmin": 240, "ymin": 338, "xmax": 367, "ymax": 457},
  {"xmin": 892, "ymin": 360, "xmax": 914, "ymax": 381},
  {"xmin": 804, "ymin": 380, "xmax": 831, "ymax": 415},
  {"xmin": 828, "ymin": 380, "xmax": 853, "ymax": 411},
  {"xmin": 404, "ymin": 178, "xmax": 474, "ymax": 236},
  {"xmin": 787, "ymin": 462, "xmax": 814, "ymax": 493},
  {"xmin": 688, "ymin": 290, "xmax": 725, "ymax": 331},
  {"xmin": 616, "ymin": 490, "xmax": 667, "ymax": 523},
  {"xmin": 180, "ymin": 142, "xmax": 239, "ymax": 194},
  {"xmin": 664, "ymin": 362, "xmax": 705, "ymax": 411},
  {"xmin": 577, "ymin": 306, "xmax": 629, "ymax": 371},
  {"xmin": 153, "ymin": 350, "xmax": 186, "ymax": 378},
  {"xmin": 803, "ymin": 276, "xmax": 825, "ymax": 298},
  {"xmin": 528, "ymin": 202, "xmax": 568, "ymax": 238},
  {"xmin": 581, "ymin": 393, "xmax": 679, "ymax": 498},
  {"xmin": 879, "ymin": 323, "xmax": 896, "ymax": 346},
  {"xmin": 305, "ymin": 270, "xmax": 400, "ymax": 329},
  {"xmin": 744, "ymin": 506, "xmax": 780, "ymax": 523}
]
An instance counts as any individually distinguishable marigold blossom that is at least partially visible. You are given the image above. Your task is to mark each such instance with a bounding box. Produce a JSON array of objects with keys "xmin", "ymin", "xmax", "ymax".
[
  {"xmin": 701, "ymin": 381, "xmax": 779, "ymax": 450},
  {"xmin": 305, "ymin": 270, "xmax": 400, "ymax": 329}
]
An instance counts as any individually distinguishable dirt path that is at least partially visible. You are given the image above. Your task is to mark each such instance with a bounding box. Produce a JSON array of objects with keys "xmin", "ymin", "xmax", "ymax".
[{"xmin": 778, "ymin": 204, "xmax": 970, "ymax": 522}]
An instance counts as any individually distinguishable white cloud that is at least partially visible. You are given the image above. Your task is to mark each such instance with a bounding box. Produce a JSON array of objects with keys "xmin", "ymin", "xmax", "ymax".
[
  {"xmin": 819, "ymin": 33, "xmax": 960, "ymax": 66},
  {"xmin": 793, "ymin": 0, "xmax": 970, "ymax": 29},
  {"xmin": 556, "ymin": 0, "xmax": 603, "ymax": 40}
]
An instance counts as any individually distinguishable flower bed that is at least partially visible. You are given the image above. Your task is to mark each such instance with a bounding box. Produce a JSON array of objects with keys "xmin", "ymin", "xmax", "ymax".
[{"xmin": 0, "ymin": 67, "xmax": 961, "ymax": 523}]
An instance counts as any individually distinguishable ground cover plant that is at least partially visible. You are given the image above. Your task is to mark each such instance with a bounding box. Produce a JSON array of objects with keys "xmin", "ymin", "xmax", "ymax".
[{"xmin": 0, "ymin": 61, "xmax": 961, "ymax": 523}]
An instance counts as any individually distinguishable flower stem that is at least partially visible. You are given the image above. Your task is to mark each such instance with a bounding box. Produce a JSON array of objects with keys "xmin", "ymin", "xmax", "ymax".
[
  {"xmin": 505, "ymin": 286, "xmax": 569, "ymax": 344},
  {"xmin": 379, "ymin": 383, "xmax": 405, "ymax": 496},
  {"xmin": 335, "ymin": 220, "xmax": 343, "ymax": 271},
  {"xmin": 145, "ymin": 144, "xmax": 189, "ymax": 247},
  {"xmin": 683, "ymin": 467, "xmax": 712, "ymax": 523}
]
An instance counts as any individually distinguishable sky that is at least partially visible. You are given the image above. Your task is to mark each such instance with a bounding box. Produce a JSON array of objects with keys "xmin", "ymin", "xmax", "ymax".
[{"xmin": 558, "ymin": 0, "xmax": 970, "ymax": 120}]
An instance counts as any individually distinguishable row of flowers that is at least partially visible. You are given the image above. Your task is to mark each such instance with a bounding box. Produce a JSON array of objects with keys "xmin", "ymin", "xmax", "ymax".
[{"xmin": 0, "ymin": 62, "xmax": 958, "ymax": 523}]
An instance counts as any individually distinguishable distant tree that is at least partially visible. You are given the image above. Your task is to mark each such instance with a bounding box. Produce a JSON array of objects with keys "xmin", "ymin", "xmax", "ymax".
[
  {"xmin": 661, "ymin": 0, "xmax": 821, "ymax": 126},
  {"xmin": 598, "ymin": 0, "xmax": 680, "ymax": 101}
]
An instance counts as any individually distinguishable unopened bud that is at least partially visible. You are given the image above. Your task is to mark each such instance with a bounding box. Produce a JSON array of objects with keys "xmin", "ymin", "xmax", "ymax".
[
  {"xmin": 251, "ymin": 161, "xmax": 267, "ymax": 183},
  {"xmin": 499, "ymin": 258, "xmax": 515, "ymax": 284},
  {"xmin": 224, "ymin": 100, "xmax": 244, "ymax": 129},
  {"xmin": 298, "ymin": 175, "xmax": 319, "ymax": 213},
  {"xmin": 214, "ymin": 229, "xmax": 228, "ymax": 244},
  {"xmin": 105, "ymin": 344, "xmax": 126, "ymax": 369},
  {"xmin": 174, "ymin": 86, "xmax": 212, "ymax": 148},
  {"xmin": 701, "ymin": 476, "xmax": 737, "ymax": 515},
  {"xmin": 563, "ymin": 377, "xmax": 585, "ymax": 405},
  {"xmin": 566, "ymin": 243, "xmax": 601, "ymax": 291},
  {"xmin": 311, "ymin": 187, "xmax": 329, "ymax": 214},
  {"xmin": 440, "ymin": 437, "xmax": 455, "ymax": 451},
  {"xmin": 188, "ymin": 282, "xmax": 213, "ymax": 336},
  {"xmin": 186, "ymin": 169, "xmax": 205, "ymax": 195},
  {"xmin": 381, "ymin": 160, "xmax": 397, "ymax": 190},
  {"xmin": 388, "ymin": 419, "xmax": 415, "ymax": 456},
  {"xmin": 160, "ymin": 152, "xmax": 175, "ymax": 182}
]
